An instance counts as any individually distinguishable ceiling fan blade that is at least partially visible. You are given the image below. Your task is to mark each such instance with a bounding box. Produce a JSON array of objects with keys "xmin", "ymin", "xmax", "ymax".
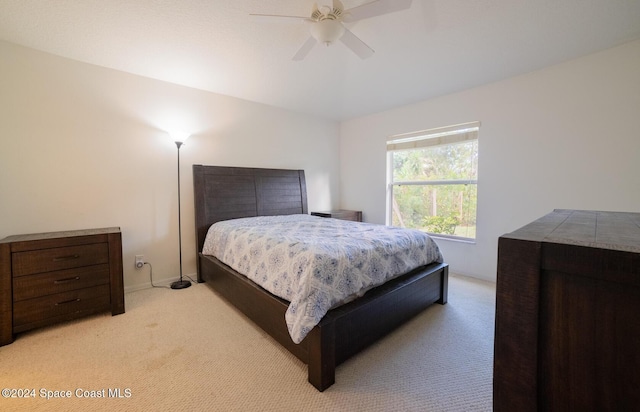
[
  {"xmin": 250, "ymin": 13, "xmax": 308, "ymax": 24},
  {"xmin": 340, "ymin": 28, "xmax": 374, "ymax": 59},
  {"xmin": 343, "ymin": 0, "xmax": 412, "ymax": 22},
  {"xmin": 292, "ymin": 36, "xmax": 318, "ymax": 61}
]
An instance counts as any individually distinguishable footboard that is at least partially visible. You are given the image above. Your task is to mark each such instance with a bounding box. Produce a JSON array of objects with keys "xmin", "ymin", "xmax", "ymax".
[
  {"xmin": 308, "ymin": 262, "xmax": 448, "ymax": 390},
  {"xmin": 199, "ymin": 253, "xmax": 448, "ymax": 391}
]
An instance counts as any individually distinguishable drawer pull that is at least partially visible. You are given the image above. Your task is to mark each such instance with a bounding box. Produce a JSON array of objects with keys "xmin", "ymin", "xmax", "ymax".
[
  {"xmin": 55, "ymin": 298, "xmax": 81, "ymax": 306},
  {"xmin": 52, "ymin": 254, "xmax": 80, "ymax": 262},
  {"xmin": 54, "ymin": 276, "xmax": 81, "ymax": 284}
]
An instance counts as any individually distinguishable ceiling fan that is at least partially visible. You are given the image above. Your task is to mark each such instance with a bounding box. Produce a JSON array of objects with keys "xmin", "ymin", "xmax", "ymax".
[{"xmin": 251, "ymin": 0, "xmax": 413, "ymax": 61}]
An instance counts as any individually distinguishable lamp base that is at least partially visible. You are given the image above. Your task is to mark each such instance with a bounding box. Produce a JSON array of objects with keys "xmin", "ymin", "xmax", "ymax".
[{"xmin": 170, "ymin": 279, "xmax": 191, "ymax": 290}]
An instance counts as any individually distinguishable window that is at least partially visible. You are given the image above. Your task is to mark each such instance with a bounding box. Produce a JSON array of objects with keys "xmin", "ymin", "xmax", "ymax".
[{"xmin": 386, "ymin": 122, "xmax": 479, "ymax": 240}]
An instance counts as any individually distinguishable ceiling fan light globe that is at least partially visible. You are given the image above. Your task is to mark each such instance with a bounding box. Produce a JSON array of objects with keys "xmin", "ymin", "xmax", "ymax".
[{"xmin": 310, "ymin": 19, "xmax": 345, "ymax": 45}]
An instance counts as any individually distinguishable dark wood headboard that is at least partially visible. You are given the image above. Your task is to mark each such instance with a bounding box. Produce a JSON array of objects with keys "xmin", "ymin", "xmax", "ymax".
[{"xmin": 192, "ymin": 165, "xmax": 308, "ymax": 255}]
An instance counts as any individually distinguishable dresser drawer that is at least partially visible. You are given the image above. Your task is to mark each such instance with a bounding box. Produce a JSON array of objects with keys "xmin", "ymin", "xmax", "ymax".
[
  {"xmin": 13, "ymin": 284, "xmax": 111, "ymax": 332},
  {"xmin": 330, "ymin": 210, "xmax": 362, "ymax": 221},
  {"xmin": 311, "ymin": 210, "xmax": 363, "ymax": 222},
  {"xmin": 12, "ymin": 243, "xmax": 109, "ymax": 276},
  {"xmin": 13, "ymin": 264, "xmax": 110, "ymax": 301}
]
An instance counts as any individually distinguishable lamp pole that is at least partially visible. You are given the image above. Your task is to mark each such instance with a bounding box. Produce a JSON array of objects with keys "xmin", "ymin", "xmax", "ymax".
[{"xmin": 171, "ymin": 140, "xmax": 191, "ymax": 289}]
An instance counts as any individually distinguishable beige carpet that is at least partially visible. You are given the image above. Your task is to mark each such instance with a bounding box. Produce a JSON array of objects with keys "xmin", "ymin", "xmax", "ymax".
[{"xmin": 0, "ymin": 274, "xmax": 495, "ymax": 411}]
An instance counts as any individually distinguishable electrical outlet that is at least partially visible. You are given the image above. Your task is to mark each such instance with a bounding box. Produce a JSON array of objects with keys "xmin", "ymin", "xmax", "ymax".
[{"xmin": 135, "ymin": 255, "xmax": 144, "ymax": 269}]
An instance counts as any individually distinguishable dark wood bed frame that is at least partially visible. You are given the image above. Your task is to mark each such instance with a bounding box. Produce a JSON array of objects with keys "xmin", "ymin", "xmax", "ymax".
[{"xmin": 193, "ymin": 165, "xmax": 449, "ymax": 391}]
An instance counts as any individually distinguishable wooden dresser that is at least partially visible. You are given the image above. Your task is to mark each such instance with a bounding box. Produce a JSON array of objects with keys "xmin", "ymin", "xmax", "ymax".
[
  {"xmin": 311, "ymin": 210, "xmax": 363, "ymax": 222},
  {"xmin": 494, "ymin": 210, "xmax": 640, "ymax": 411},
  {"xmin": 0, "ymin": 227, "xmax": 125, "ymax": 346}
]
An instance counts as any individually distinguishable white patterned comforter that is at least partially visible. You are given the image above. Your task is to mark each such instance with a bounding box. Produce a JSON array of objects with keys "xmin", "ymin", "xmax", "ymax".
[{"xmin": 202, "ymin": 214, "xmax": 443, "ymax": 344}]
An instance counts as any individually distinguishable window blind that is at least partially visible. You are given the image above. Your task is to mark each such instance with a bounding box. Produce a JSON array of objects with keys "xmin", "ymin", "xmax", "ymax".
[{"xmin": 386, "ymin": 121, "xmax": 480, "ymax": 152}]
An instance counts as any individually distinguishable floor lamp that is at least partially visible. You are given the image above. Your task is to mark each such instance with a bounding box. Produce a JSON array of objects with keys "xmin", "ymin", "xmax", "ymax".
[{"xmin": 171, "ymin": 133, "xmax": 191, "ymax": 290}]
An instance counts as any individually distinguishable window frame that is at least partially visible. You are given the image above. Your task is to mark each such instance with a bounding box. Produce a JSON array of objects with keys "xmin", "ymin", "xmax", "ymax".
[{"xmin": 386, "ymin": 122, "xmax": 480, "ymax": 242}]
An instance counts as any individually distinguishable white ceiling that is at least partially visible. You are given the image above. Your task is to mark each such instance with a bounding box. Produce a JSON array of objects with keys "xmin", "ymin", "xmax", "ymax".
[{"xmin": 1, "ymin": 0, "xmax": 640, "ymax": 121}]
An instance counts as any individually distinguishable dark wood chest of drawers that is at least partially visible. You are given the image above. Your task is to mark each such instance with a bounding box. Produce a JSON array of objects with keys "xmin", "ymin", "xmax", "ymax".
[
  {"xmin": 0, "ymin": 228, "xmax": 125, "ymax": 346},
  {"xmin": 494, "ymin": 210, "xmax": 640, "ymax": 411}
]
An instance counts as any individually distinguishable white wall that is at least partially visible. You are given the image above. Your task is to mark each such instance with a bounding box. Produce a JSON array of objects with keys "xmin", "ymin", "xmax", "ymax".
[
  {"xmin": 340, "ymin": 39, "xmax": 640, "ymax": 282},
  {"xmin": 0, "ymin": 41, "xmax": 340, "ymax": 290}
]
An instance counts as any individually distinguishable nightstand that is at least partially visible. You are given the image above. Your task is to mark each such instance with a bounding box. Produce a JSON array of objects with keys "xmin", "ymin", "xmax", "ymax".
[
  {"xmin": 0, "ymin": 227, "xmax": 125, "ymax": 346},
  {"xmin": 311, "ymin": 210, "xmax": 363, "ymax": 222}
]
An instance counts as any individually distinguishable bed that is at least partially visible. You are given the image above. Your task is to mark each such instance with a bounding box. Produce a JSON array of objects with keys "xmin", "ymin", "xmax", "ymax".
[{"xmin": 193, "ymin": 165, "xmax": 449, "ymax": 391}]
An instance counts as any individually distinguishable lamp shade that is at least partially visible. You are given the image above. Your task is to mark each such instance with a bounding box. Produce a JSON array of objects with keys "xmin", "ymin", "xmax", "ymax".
[{"xmin": 171, "ymin": 131, "xmax": 191, "ymax": 144}]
